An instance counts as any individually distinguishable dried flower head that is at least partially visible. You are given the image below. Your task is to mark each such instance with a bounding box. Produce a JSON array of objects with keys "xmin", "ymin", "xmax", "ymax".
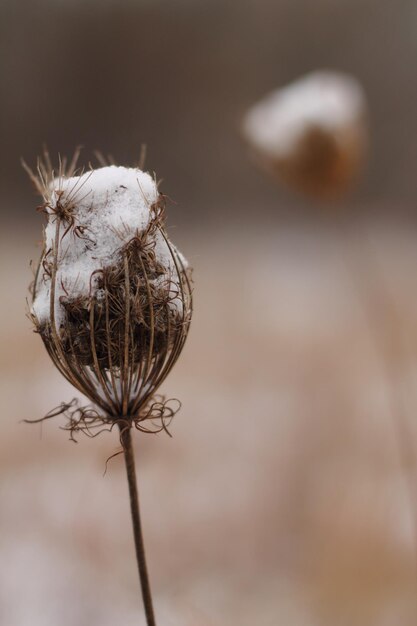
[
  {"xmin": 242, "ymin": 70, "xmax": 368, "ymax": 199},
  {"xmin": 26, "ymin": 152, "xmax": 193, "ymax": 437}
]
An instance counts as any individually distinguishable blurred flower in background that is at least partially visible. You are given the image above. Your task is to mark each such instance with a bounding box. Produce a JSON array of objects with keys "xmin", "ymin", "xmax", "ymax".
[{"xmin": 242, "ymin": 70, "xmax": 368, "ymax": 199}]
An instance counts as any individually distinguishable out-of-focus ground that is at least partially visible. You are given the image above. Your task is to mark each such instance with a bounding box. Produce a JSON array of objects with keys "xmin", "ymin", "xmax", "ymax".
[{"xmin": 2, "ymin": 214, "xmax": 417, "ymax": 625}]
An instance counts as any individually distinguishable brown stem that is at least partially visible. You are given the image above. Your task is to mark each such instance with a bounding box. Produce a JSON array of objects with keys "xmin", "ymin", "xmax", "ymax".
[{"xmin": 119, "ymin": 423, "xmax": 156, "ymax": 626}]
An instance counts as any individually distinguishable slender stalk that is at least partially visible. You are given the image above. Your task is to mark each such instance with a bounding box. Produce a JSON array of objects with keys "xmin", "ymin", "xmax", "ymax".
[{"xmin": 119, "ymin": 423, "xmax": 156, "ymax": 626}]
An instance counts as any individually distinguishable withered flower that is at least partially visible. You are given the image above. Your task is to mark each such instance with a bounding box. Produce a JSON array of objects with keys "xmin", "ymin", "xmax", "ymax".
[{"xmin": 26, "ymin": 152, "xmax": 193, "ymax": 626}]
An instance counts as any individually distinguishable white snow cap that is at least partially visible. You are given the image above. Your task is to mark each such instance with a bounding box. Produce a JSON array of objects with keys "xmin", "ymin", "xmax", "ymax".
[
  {"xmin": 32, "ymin": 165, "xmax": 186, "ymax": 326},
  {"xmin": 243, "ymin": 70, "xmax": 367, "ymax": 160}
]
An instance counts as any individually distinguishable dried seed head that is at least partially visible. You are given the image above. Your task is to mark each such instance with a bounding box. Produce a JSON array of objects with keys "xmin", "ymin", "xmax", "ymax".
[
  {"xmin": 242, "ymin": 70, "xmax": 368, "ymax": 199},
  {"xmin": 27, "ymin": 153, "xmax": 192, "ymax": 428}
]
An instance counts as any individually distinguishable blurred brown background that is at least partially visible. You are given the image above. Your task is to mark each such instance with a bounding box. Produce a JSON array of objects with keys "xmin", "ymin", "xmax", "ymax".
[{"xmin": 1, "ymin": 0, "xmax": 417, "ymax": 624}]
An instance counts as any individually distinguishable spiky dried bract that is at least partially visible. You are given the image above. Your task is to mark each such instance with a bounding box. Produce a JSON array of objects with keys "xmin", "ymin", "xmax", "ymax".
[{"xmin": 27, "ymin": 152, "xmax": 192, "ymax": 433}]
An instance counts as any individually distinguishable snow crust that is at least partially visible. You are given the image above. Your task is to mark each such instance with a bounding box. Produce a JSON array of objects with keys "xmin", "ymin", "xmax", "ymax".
[
  {"xmin": 32, "ymin": 166, "xmax": 185, "ymax": 326},
  {"xmin": 243, "ymin": 70, "xmax": 366, "ymax": 159}
]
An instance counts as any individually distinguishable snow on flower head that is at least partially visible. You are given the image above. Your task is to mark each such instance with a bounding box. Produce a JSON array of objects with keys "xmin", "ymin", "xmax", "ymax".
[{"xmin": 32, "ymin": 165, "xmax": 186, "ymax": 328}]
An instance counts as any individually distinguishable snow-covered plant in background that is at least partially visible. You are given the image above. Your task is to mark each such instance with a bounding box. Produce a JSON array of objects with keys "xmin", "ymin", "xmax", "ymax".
[
  {"xmin": 25, "ymin": 150, "xmax": 193, "ymax": 626},
  {"xmin": 242, "ymin": 70, "xmax": 368, "ymax": 199}
]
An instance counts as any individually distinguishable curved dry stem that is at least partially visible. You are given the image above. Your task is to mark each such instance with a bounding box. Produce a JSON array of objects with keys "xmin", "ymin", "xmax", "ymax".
[{"xmin": 119, "ymin": 424, "xmax": 156, "ymax": 626}]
